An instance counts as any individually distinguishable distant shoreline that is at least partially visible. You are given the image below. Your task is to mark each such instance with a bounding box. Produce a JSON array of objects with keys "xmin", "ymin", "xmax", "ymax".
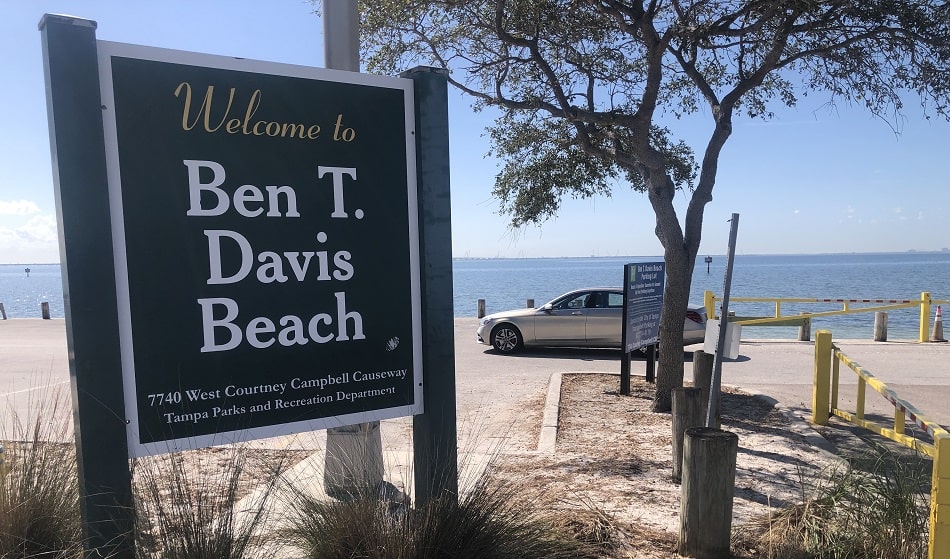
[
  {"xmin": 452, "ymin": 249, "xmax": 950, "ymax": 261},
  {"xmin": 4, "ymin": 249, "xmax": 950, "ymax": 266}
]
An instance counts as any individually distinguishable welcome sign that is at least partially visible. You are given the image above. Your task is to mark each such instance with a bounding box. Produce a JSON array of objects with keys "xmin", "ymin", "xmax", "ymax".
[{"xmin": 97, "ymin": 42, "xmax": 422, "ymax": 457}]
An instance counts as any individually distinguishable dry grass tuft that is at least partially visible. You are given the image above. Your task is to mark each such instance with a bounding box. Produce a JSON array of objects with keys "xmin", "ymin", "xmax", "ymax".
[
  {"xmin": 740, "ymin": 441, "xmax": 929, "ymax": 559},
  {"xmin": 0, "ymin": 389, "xmax": 82, "ymax": 558}
]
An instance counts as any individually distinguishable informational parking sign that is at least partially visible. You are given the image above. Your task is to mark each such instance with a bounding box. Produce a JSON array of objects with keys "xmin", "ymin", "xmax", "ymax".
[
  {"xmin": 96, "ymin": 42, "xmax": 423, "ymax": 457},
  {"xmin": 622, "ymin": 262, "xmax": 665, "ymax": 352}
]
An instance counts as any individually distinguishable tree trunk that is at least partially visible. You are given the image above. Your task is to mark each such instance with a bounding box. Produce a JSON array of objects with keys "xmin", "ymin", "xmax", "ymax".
[
  {"xmin": 648, "ymin": 112, "xmax": 730, "ymax": 412},
  {"xmin": 653, "ymin": 247, "xmax": 691, "ymax": 411}
]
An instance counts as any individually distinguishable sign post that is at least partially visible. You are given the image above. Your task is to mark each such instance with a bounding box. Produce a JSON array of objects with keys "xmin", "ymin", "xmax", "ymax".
[
  {"xmin": 404, "ymin": 66, "xmax": 458, "ymax": 505},
  {"xmin": 40, "ymin": 14, "xmax": 134, "ymax": 558}
]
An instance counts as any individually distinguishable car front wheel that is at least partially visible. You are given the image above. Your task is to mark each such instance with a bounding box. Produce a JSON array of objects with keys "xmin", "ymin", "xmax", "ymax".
[{"xmin": 491, "ymin": 324, "xmax": 523, "ymax": 354}]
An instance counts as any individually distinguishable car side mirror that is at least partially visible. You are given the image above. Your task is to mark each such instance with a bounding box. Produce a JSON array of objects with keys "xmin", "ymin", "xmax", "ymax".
[{"xmin": 540, "ymin": 303, "xmax": 553, "ymax": 312}]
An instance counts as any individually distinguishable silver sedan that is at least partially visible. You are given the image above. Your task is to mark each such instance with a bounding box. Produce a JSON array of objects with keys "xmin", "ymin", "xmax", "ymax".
[{"xmin": 476, "ymin": 287, "xmax": 707, "ymax": 354}]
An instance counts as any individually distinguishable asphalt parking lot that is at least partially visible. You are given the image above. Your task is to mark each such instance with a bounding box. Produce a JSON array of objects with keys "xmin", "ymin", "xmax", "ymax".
[{"xmin": 2, "ymin": 317, "xmax": 947, "ymax": 443}]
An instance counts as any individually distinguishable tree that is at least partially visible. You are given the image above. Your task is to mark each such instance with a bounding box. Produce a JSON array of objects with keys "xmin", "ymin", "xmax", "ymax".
[{"xmin": 356, "ymin": 0, "xmax": 950, "ymax": 411}]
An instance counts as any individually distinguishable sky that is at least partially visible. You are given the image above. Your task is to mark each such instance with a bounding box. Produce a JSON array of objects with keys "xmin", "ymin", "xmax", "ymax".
[{"xmin": 2, "ymin": 1, "xmax": 949, "ymax": 264}]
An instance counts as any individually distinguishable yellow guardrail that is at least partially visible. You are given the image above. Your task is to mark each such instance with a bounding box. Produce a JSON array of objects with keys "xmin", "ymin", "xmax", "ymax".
[
  {"xmin": 811, "ymin": 330, "xmax": 949, "ymax": 559},
  {"xmin": 705, "ymin": 290, "xmax": 950, "ymax": 342}
]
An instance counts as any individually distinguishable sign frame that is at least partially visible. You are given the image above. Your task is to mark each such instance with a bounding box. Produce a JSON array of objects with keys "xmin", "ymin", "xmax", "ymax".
[{"xmin": 96, "ymin": 41, "xmax": 424, "ymax": 457}]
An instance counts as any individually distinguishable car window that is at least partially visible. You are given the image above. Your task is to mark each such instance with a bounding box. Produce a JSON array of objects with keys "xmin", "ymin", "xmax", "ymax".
[
  {"xmin": 606, "ymin": 292, "xmax": 624, "ymax": 308},
  {"xmin": 557, "ymin": 293, "xmax": 589, "ymax": 310},
  {"xmin": 585, "ymin": 292, "xmax": 601, "ymax": 308}
]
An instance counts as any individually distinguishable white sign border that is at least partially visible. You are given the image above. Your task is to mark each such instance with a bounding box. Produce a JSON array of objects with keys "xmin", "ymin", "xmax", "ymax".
[{"xmin": 96, "ymin": 40, "xmax": 423, "ymax": 458}]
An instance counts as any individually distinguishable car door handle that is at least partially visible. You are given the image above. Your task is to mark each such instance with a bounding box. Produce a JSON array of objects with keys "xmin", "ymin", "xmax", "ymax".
[{"xmin": 571, "ymin": 311, "xmax": 583, "ymax": 315}]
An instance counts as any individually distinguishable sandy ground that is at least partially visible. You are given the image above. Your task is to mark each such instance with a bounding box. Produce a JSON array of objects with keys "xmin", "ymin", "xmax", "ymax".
[{"xmin": 489, "ymin": 373, "xmax": 840, "ymax": 558}]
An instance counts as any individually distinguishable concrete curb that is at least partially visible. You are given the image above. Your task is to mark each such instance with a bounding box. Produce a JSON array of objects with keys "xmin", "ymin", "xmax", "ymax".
[{"xmin": 537, "ymin": 372, "xmax": 562, "ymax": 453}]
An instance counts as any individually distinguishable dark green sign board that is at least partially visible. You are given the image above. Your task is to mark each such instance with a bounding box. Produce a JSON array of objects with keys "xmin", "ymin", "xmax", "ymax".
[
  {"xmin": 97, "ymin": 42, "xmax": 422, "ymax": 457},
  {"xmin": 622, "ymin": 261, "xmax": 665, "ymax": 352}
]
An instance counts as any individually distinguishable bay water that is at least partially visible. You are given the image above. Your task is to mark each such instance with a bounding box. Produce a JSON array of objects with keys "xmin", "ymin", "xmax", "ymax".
[{"xmin": 3, "ymin": 252, "xmax": 949, "ymax": 339}]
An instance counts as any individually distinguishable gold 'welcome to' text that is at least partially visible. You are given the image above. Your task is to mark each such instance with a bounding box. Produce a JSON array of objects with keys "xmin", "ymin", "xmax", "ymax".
[{"xmin": 174, "ymin": 82, "xmax": 321, "ymax": 140}]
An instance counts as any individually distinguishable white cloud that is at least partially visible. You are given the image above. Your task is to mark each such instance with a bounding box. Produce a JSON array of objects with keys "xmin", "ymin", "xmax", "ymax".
[
  {"xmin": 19, "ymin": 214, "xmax": 58, "ymax": 242},
  {"xmin": 918, "ymin": 211, "xmax": 925, "ymax": 221},
  {"xmin": 0, "ymin": 214, "xmax": 60, "ymax": 263},
  {"xmin": 0, "ymin": 200, "xmax": 41, "ymax": 215}
]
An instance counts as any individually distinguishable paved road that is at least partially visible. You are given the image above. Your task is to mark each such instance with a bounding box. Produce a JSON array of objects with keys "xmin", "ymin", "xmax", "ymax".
[
  {"xmin": 0, "ymin": 319, "xmax": 71, "ymax": 433},
  {"xmin": 454, "ymin": 318, "xmax": 950, "ymax": 432},
  {"xmin": 2, "ymin": 318, "xmax": 948, "ymax": 446}
]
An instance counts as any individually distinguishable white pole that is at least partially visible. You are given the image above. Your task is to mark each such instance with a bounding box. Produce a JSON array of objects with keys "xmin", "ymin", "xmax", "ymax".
[
  {"xmin": 323, "ymin": 0, "xmax": 359, "ymax": 72},
  {"xmin": 322, "ymin": 0, "xmax": 385, "ymax": 500}
]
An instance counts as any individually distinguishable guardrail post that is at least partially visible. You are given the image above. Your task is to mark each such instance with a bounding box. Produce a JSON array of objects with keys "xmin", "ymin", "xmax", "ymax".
[
  {"xmin": 704, "ymin": 290, "xmax": 717, "ymax": 320},
  {"xmin": 812, "ymin": 330, "xmax": 832, "ymax": 425},
  {"xmin": 931, "ymin": 432, "xmax": 949, "ymax": 559},
  {"xmin": 856, "ymin": 379, "xmax": 866, "ymax": 421},
  {"xmin": 921, "ymin": 292, "xmax": 932, "ymax": 343},
  {"xmin": 893, "ymin": 408, "xmax": 905, "ymax": 436},
  {"xmin": 831, "ymin": 355, "xmax": 840, "ymax": 411}
]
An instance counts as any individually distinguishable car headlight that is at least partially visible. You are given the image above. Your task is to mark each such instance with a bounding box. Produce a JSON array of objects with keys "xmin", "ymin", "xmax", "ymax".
[{"xmin": 479, "ymin": 317, "xmax": 493, "ymax": 327}]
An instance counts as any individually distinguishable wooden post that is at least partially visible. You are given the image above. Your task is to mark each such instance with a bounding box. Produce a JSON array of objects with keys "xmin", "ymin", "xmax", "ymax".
[
  {"xmin": 526, "ymin": 298, "xmax": 534, "ymax": 308},
  {"xmin": 477, "ymin": 298, "xmax": 486, "ymax": 318},
  {"xmin": 0, "ymin": 303, "xmax": 6, "ymax": 320},
  {"xmin": 678, "ymin": 427, "xmax": 739, "ymax": 558},
  {"xmin": 672, "ymin": 388, "xmax": 703, "ymax": 483},
  {"xmin": 812, "ymin": 330, "xmax": 832, "ymax": 425},
  {"xmin": 874, "ymin": 311, "xmax": 888, "ymax": 342},
  {"xmin": 692, "ymin": 350, "xmax": 713, "ymax": 422},
  {"xmin": 41, "ymin": 302, "xmax": 51, "ymax": 320},
  {"xmin": 798, "ymin": 315, "xmax": 811, "ymax": 341}
]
